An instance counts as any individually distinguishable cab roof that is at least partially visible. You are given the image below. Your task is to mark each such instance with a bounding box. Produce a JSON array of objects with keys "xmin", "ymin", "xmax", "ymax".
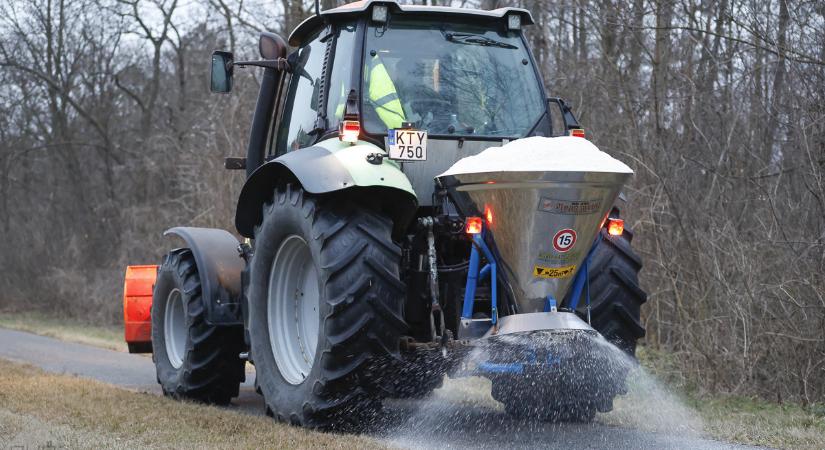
[{"xmin": 288, "ymin": 0, "xmax": 534, "ymax": 46}]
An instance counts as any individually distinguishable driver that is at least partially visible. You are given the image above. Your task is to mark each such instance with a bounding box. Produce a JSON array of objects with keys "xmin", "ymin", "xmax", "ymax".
[
  {"xmin": 365, "ymin": 54, "xmax": 406, "ymax": 129},
  {"xmin": 393, "ymin": 58, "xmax": 442, "ymax": 125}
]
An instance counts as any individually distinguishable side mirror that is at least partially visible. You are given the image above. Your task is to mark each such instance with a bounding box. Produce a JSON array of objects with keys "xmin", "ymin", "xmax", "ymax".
[{"xmin": 211, "ymin": 51, "xmax": 233, "ymax": 93}]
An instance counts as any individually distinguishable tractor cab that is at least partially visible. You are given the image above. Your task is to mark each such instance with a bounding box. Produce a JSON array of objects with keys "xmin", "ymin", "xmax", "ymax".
[
  {"xmin": 307, "ymin": 3, "xmax": 548, "ymax": 141},
  {"xmin": 211, "ymin": 1, "xmax": 580, "ymax": 204}
]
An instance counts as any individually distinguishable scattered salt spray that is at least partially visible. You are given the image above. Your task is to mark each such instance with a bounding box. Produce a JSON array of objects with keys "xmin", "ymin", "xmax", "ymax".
[
  {"xmin": 438, "ymin": 136, "xmax": 633, "ymax": 177},
  {"xmin": 382, "ymin": 334, "xmax": 704, "ymax": 449}
]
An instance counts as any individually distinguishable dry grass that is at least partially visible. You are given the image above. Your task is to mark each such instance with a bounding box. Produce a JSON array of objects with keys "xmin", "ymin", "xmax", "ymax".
[
  {"xmin": 602, "ymin": 376, "xmax": 825, "ymax": 450},
  {"xmin": 0, "ymin": 359, "xmax": 388, "ymax": 449},
  {"xmin": 692, "ymin": 396, "xmax": 825, "ymax": 450},
  {"xmin": 0, "ymin": 311, "xmax": 125, "ymax": 351},
  {"xmin": 636, "ymin": 346, "xmax": 825, "ymax": 450}
]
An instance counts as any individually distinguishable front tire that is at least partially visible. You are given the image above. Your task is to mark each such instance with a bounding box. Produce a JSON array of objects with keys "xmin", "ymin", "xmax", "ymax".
[
  {"xmin": 151, "ymin": 249, "xmax": 246, "ymax": 404},
  {"xmin": 247, "ymin": 185, "xmax": 406, "ymax": 430}
]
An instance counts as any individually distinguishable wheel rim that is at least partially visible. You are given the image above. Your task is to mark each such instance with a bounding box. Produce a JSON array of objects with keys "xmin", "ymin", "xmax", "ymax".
[
  {"xmin": 268, "ymin": 235, "xmax": 321, "ymax": 385},
  {"xmin": 164, "ymin": 288, "xmax": 187, "ymax": 369}
]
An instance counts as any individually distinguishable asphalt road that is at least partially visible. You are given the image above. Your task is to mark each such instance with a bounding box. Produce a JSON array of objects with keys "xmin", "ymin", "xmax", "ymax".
[{"xmin": 0, "ymin": 328, "xmax": 769, "ymax": 450}]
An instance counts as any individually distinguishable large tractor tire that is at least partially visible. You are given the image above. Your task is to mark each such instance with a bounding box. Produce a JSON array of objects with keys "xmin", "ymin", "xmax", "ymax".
[
  {"xmin": 488, "ymin": 331, "xmax": 628, "ymax": 423},
  {"xmin": 491, "ymin": 374, "xmax": 600, "ymax": 423},
  {"xmin": 151, "ymin": 248, "xmax": 246, "ymax": 404},
  {"xmin": 492, "ymin": 222, "xmax": 646, "ymax": 422},
  {"xmin": 247, "ymin": 185, "xmax": 407, "ymax": 430},
  {"xmin": 573, "ymin": 225, "xmax": 647, "ymax": 355}
]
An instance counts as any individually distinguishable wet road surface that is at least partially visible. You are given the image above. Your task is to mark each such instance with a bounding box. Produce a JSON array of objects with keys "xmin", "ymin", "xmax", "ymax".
[{"xmin": 0, "ymin": 328, "xmax": 769, "ymax": 449}]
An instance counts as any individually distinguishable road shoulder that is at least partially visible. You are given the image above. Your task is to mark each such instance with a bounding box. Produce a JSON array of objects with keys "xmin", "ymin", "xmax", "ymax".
[{"xmin": 0, "ymin": 358, "xmax": 387, "ymax": 449}]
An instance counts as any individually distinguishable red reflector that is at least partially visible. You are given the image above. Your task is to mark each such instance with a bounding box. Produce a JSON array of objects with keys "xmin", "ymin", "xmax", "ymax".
[
  {"xmin": 570, "ymin": 128, "xmax": 586, "ymax": 138},
  {"xmin": 607, "ymin": 218, "xmax": 624, "ymax": 236},
  {"xmin": 340, "ymin": 120, "xmax": 360, "ymax": 143},
  {"xmin": 465, "ymin": 217, "xmax": 483, "ymax": 235}
]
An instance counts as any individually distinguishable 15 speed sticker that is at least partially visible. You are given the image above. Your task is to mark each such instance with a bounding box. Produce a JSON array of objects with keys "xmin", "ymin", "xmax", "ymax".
[
  {"xmin": 553, "ymin": 229, "xmax": 577, "ymax": 253},
  {"xmin": 533, "ymin": 264, "xmax": 576, "ymax": 279}
]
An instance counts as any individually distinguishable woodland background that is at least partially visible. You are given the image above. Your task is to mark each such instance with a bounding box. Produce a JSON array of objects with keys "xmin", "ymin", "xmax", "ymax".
[{"xmin": 1, "ymin": 0, "xmax": 823, "ymax": 404}]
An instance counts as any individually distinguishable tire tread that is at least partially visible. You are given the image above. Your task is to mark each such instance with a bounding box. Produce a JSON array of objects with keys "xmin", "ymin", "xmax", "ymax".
[
  {"xmin": 152, "ymin": 249, "xmax": 245, "ymax": 405},
  {"xmin": 251, "ymin": 185, "xmax": 405, "ymax": 430}
]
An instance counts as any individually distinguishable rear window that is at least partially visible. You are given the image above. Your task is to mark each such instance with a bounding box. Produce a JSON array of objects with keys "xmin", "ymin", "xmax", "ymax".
[{"xmin": 362, "ymin": 19, "xmax": 545, "ymax": 138}]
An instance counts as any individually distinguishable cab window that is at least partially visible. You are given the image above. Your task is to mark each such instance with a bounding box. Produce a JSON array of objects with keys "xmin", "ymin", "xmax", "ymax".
[
  {"xmin": 362, "ymin": 19, "xmax": 545, "ymax": 138},
  {"xmin": 326, "ymin": 22, "xmax": 357, "ymax": 129},
  {"xmin": 276, "ymin": 33, "xmax": 325, "ymax": 152}
]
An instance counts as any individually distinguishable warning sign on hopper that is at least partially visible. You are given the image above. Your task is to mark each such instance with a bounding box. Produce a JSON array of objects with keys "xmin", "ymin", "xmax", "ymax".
[{"xmin": 533, "ymin": 264, "xmax": 576, "ymax": 279}]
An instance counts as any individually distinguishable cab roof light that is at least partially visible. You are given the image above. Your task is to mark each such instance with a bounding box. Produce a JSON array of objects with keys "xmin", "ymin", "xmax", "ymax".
[
  {"xmin": 340, "ymin": 120, "xmax": 360, "ymax": 143},
  {"xmin": 570, "ymin": 128, "xmax": 586, "ymax": 138},
  {"xmin": 607, "ymin": 218, "xmax": 624, "ymax": 236},
  {"xmin": 465, "ymin": 217, "xmax": 483, "ymax": 235},
  {"xmin": 507, "ymin": 14, "xmax": 522, "ymax": 30},
  {"xmin": 372, "ymin": 5, "xmax": 389, "ymax": 23}
]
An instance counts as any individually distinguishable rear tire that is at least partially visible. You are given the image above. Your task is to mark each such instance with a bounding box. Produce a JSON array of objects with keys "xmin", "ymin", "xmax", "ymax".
[
  {"xmin": 493, "ymin": 381, "xmax": 597, "ymax": 423},
  {"xmin": 488, "ymin": 330, "xmax": 621, "ymax": 423},
  {"xmin": 571, "ymin": 226, "xmax": 647, "ymax": 356},
  {"xmin": 151, "ymin": 248, "xmax": 246, "ymax": 404},
  {"xmin": 247, "ymin": 185, "xmax": 406, "ymax": 430}
]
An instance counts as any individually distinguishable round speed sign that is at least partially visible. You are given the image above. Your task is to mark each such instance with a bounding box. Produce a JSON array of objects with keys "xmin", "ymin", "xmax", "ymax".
[{"xmin": 553, "ymin": 229, "xmax": 577, "ymax": 253}]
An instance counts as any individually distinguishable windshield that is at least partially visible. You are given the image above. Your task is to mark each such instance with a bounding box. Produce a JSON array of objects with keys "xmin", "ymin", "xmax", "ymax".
[{"xmin": 362, "ymin": 19, "xmax": 545, "ymax": 138}]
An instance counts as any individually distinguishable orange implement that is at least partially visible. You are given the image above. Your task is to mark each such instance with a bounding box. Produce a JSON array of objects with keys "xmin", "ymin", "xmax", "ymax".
[{"xmin": 123, "ymin": 265, "xmax": 158, "ymax": 353}]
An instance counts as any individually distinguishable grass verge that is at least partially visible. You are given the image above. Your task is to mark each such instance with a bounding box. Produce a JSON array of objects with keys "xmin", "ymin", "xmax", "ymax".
[
  {"xmin": 0, "ymin": 358, "xmax": 387, "ymax": 449},
  {"xmin": 636, "ymin": 346, "xmax": 825, "ymax": 450},
  {"xmin": 693, "ymin": 395, "xmax": 825, "ymax": 450},
  {"xmin": 0, "ymin": 311, "xmax": 125, "ymax": 351}
]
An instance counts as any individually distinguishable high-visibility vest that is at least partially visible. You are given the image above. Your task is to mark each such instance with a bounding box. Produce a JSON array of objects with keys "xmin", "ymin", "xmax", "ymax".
[{"xmin": 367, "ymin": 55, "xmax": 405, "ymax": 129}]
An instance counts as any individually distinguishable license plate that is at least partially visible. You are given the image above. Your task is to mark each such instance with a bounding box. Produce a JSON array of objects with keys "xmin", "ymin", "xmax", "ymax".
[{"xmin": 387, "ymin": 129, "xmax": 427, "ymax": 161}]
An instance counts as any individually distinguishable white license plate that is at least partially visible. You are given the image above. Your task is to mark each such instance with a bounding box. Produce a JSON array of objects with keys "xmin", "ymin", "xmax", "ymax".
[{"xmin": 387, "ymin": 129, "xmax": 427, "ymax": 161}]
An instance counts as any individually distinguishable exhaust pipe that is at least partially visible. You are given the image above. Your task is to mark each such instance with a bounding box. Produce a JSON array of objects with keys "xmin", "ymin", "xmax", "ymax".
[{"xmin": 437, "ymin": 137, "xmax": 632, "ymax": 336}]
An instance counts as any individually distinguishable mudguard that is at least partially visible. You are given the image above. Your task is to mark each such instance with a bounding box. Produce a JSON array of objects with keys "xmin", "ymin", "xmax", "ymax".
[
  {"xmin": 235, "ymin": 139, "xmax": 418, "ymax": 238},
  {"xmin": 164, "ymin": 227, "xmax": 245, "ymax": 326}
]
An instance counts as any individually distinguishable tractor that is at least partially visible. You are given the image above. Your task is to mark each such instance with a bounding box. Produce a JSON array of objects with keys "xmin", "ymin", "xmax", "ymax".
[{"xmin": 122, "ymin": 0, "xmax": 646, "ymax": 429}]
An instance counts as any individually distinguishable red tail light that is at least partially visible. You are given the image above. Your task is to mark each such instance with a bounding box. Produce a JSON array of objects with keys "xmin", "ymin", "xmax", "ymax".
[
  {"xmin": 465, "ymin": 217, "xmax": 483, "ymax": 235},
  {"xmin": 569, "ymin": 128, "xmax": 586, "ymax": 138},
  {"xmin": 607, "ymin": 218, "xmax": 624, "ymax": 236},
  {"xmin": 484, "ymin": 205, "xmax": 493, "ymax": 226},
  {"xmin": 340, "ymin": 120, "xmax": 360, "ymax": 143}
]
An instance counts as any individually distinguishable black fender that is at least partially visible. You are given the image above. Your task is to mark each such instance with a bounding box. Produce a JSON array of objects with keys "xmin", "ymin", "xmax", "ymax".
[
  {"xmin": 235, "ymin": 144, "xmax": 418, "ymax": 238},
  {"xmin": 164, "ymin": 227, "xmax": 245, "ymax": 326}
]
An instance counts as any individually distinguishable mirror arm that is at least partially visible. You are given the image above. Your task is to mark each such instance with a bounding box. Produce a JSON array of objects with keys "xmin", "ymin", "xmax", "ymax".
[
  {"xmin": 234, "ymin": 58, "xmax": 291, "ymax": 72},
  {"xmin": 547, "ymin": 97, "xmax": 581, "ymax": 131}
]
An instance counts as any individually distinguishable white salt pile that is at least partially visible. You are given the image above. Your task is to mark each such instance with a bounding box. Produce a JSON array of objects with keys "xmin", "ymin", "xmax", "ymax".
[{"xmin": 438, "ymin": 136, "xmax": 633, "ymax": 176}]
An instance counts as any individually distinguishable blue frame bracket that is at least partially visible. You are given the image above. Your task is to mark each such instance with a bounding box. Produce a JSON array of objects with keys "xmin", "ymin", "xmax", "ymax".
[{"xmin": 461, "ymin": 228, "xmax": 499, "ymax": 325}]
